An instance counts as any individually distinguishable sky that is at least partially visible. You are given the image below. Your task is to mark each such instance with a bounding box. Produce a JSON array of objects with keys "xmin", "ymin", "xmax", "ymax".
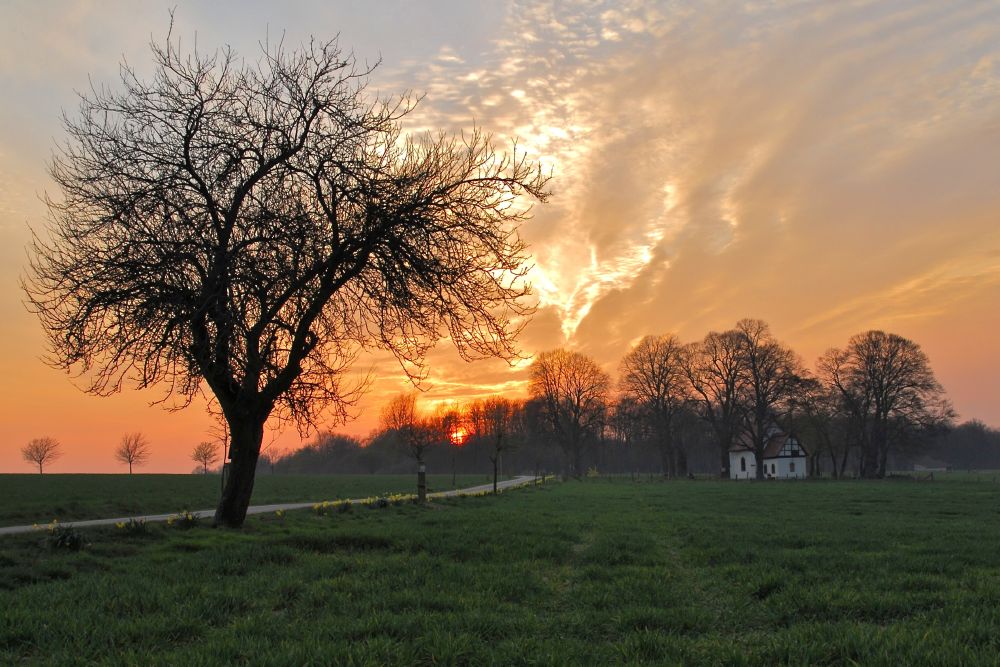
[{"xmin": 2, "ymin": 0, "xmax": 999, "ymax": 472}]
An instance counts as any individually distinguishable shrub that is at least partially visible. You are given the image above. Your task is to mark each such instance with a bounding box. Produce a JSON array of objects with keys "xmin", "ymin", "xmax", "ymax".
[
  {"xmin": 39, "ymin": 520, "xmax": 84, "ymax": 551},
  {"xmin": 114, "ymin": 518, "xmax": 148, "ymax": 536},
  {"xmin": 166, "ymin": 510, "xmax": 199, "ymax": 529}
]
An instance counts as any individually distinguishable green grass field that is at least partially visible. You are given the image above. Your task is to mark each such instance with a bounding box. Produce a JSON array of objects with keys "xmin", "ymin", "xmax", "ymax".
[
  {"xmin": 3, "ymin": 478, "xmax": 1000, "ymax": 664},
  {"xmin": 0, "ymin": 474, "xmax": 497, "ymax": 527}
]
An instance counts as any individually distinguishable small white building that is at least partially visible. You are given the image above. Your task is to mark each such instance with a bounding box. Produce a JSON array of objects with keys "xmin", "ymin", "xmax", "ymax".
[{"xmin": 730, "ymin": 431, "xmax": 808, "ymax": 480}]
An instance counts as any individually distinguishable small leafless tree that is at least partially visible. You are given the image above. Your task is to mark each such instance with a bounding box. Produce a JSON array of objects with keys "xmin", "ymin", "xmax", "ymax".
[
  {"xmin": 619, "ymin": 334, "xmax": 690, "ymax": 478},
  {"xmin": 24, "ymin": 28, "xmax": 549, "ymax": 526},
  {"xmin": 818, "ymin": 330, "xmax": 953, "ymax": 478},
  {"xmin": 381, "ymin": 392, "xmax": 437, "ymax": 485},
  {"xmin": 22, "ymin": 437, "xmax": 62, "ymax": 474},
  {"xmin": 684, "ymin": 329, "xmax": 748, "ymax": 478},
  {"xmin": 479, "ymin": 395, "xmax": 521, "ymax": 493},
  {"xmin": 529, "ymin": 349, "xmax": 611, "ymax": 477},
  {"xmin": 191, "ymin": 441, "xmax": 220, "ymax": 474},
  {"xmin": 115, "ymin": 433, "xmax": 151, "ymax": 474}
]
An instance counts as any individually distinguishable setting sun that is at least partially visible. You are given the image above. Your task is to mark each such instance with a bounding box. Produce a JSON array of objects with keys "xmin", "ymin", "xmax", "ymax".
[{"xmin": 449, "ymin": 428, "xmax": 468, "ymax": 446}]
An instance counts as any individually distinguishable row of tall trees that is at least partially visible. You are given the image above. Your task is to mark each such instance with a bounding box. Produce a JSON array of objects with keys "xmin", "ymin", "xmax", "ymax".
[
  {"xmin": 271, "ymin": 320, "xmax": 951, "ymax": 483},
  {"xmin": 524, "ymin": 320, "xmax": 953, "ymax": 479}
]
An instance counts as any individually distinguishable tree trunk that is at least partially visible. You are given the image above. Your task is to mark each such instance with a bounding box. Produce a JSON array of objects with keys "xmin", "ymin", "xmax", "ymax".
[
  {"xmin": 214, "ymin": 417, "xmax": 265, "ymax": 528},
  {"xmin": 492, "ymin": 455, "xmax": 499, "ymax": 494},
  {"xmin": 719, "ymin": 444, "xmax": 730, "ymax": 479},
  {"xmin": 839, "ymin": 443, "xmax": 851, "ymax": 479},
  {"xmin": 755, "ymin": 450, "xmax": 765, "ymax": 480},
  {"xmin": 862, "ymin": 437, "xmax": 880, "ymax": 479},
  {"xmin": 569, "ymin": 441, "xmax": 583, "ymax": 478},
  {"xmin": 660, "ymin": 446, "xmax": 672, "ymax": 479},
  {"xmin": 38, "ymin": 462, "xmax": 43, "ymax": 475},
  {"xmin": 676, "ymin": 447, "xmax": 688, "ymax": 477},
  {"xmin": 877, "ymin": 440, "xmax": 889, "ymax": 479}
]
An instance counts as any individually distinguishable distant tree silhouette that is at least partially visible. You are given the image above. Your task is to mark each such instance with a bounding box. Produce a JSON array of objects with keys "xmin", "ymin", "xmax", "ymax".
[
  {"xmin": 818, "ymin": 330, "xmax": 953, "ymax": 478},
  {"xmin": 191, "ymin": 441, "xmax": 220, "ymax": 474},
  {"xmin": 115, "ymin": 433, "xmax": 151, "ymax": 474},
  {"xmin": 619, "ymin": 334, "xmax": 689, "ymax": 477},
  {"xmin": 24, "ymin": 26, "xmax": 549, "ymax": 526},
  {"xmin": 22, "ymin": 437, "xmax": 61, "ymax": 474},
  {"xmin": 788, "ymin": 376, "xmax": 853, "ymax": 477},
  {"xmin": 381, "ymin": 392, "xmax": 437, "ymax": 499},
  {"xmin": 474, "ymin": 396, "xmax": 521, "ymax": 493},
  {"xmin": 529, "ymin": 349, "xmax": 610, "ymax": 477},
  {"xmin": 734, "ymin": 319, "xmax": 802, "ymax": 479},
  {"xmin": 685, "ymin": 329, "xmax": 748, "ymax": 478}
]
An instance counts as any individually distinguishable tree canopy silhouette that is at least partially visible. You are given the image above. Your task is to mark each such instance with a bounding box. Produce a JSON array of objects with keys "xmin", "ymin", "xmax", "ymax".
[
  {"xmin": 529, "ymin": 349, "xmax": 610, "ymax": 477},
  {"xmin": 22, "ymin": 437, "xmax": 62, "ymax": 475},
  {"xmin": 818, "ymin": 330, "xmax": 952, "ymax": 478},
  {"xmin": 25, "ymin": 29, "xmax": 549, "ymax": 526}
]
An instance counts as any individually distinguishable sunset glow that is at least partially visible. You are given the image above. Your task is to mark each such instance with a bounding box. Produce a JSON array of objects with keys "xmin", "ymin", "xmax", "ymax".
[
  {"xmin": 2, "ymin": 1, "xmax": 1000, "ymax": 472},
  {"xmin": 450, "ymin": 428, "xmax": 469, "ymax": 447}
]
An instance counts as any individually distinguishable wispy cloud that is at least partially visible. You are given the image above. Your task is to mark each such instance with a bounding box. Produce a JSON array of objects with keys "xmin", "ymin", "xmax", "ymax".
[{"xmin": 383, "ymin": 0, "xmax": 1000, "ymax": 371}]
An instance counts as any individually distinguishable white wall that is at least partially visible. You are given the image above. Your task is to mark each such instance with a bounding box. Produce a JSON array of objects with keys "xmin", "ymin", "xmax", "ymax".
[
  {"xmin": 731, "ymin": 453, "xmax": 809, "ymax": 479},
  {"xmin": 729, "ymin": 451, "xmax": 756, "ymax": 479},
  {"xmin": 765, "ymin": 456, "xmax": 807, "ymax": 479}
]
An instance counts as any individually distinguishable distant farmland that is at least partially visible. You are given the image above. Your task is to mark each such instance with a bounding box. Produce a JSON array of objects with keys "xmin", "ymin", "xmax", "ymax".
[{"xmin": 3, "ymin": 478, "xmax": 1000, "ymax": 664}]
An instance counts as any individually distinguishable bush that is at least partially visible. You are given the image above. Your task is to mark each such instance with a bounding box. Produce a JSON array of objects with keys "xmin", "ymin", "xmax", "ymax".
[
  {"xmin": 114, "ymin": 518, "xmax": 148, "ymax": 536},
  {"xmin": 166, "ymin": 510, "xmax": 199, "ymax": 529},
  {"xmin": 39, "ymin": 521, "xmax": 84, "ymax": 551}
]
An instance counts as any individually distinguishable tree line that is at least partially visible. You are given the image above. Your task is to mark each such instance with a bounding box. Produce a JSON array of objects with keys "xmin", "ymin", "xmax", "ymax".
[
  {"xmin": 273, "ymin": 319, "xmax": 965, "ymax": 480},
  {"xmin": 19, "ymin": 433, "xmax": 223, "ymax": 475}
]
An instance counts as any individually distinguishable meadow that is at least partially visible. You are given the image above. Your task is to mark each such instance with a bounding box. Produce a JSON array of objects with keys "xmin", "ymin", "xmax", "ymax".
[
  {"xmin": 0, "ymin": 474, "xmax": 496, "ymax": 527},
  {"xmin": 2, "ymin": 478, "xmax": 1000, "ymax": 665}
]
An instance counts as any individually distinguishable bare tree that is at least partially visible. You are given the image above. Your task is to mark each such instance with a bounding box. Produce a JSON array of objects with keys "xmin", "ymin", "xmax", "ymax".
[
  {"xmin": 115, "ymin": 432, "xmax": 151, "ymax": 474},
  {"xmin": 191, "ymin": 441, "xmax": 220, "ymax": 474},
  {"xmin": 434, "ymin": 404, "xmax": 465, "ymax": 487},
  {"xmin": 608, "ymin": 396, "xmax": 644, "ymax": 478},
  {"xmin": 22, "ymin": 437, "xmax": 62, "ymax": 474},
  {"xmin": 818, "ymin": 330, "xmax": 953, "ymax": 478},
  {"xmin": 380, "ymin": 392, "xmax": 437, "ymax": 500},
  {"xmin": 788, "ymin": 376, "xmax": 851, "ymax": 478},
  {"xmin": 479, "ymin": 395, "xmax": 520, "ymax": 493},
  {"xmin": 529, "ymin": 349, "xmax": 611, "ymax": 477},
  {"xmin": 25, "ymin": 29, "xmax": 549, "ymax": 526},
  {"xmin": 619, "ymin": 334, "xmax": 689, "ymax": 478},
  {"xmin": 734, "ymin": 319, "xmax": 802, "ymax": 479},
  {"xmin": 684, "ymin": 330, "xmax": 748, "ymax": 478}
]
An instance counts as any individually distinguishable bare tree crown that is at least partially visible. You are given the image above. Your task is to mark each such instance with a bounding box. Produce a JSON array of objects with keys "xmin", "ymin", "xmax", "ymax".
[
  {"xmin": 25, "ymin": 32, "xmax": 550, "ymax": 435},
  {"xmin": 22, "ymin": 437, "xmax": 62, "ymax": 473}
]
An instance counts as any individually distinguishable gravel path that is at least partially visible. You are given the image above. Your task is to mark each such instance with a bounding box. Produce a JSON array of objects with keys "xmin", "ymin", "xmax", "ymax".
[{"xmin": 0, "ymin": 475, "xmax": 542, "ymax": 536}]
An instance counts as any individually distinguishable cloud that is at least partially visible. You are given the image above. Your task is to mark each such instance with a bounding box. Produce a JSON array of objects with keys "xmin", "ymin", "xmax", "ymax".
[
  {"xmin": 383, "ymin": 1, "xmax": 1000, "ymax": 365},
  {"xmin": 4, "ymin": 0, "xmax": 1000, "ymax": 468}
]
